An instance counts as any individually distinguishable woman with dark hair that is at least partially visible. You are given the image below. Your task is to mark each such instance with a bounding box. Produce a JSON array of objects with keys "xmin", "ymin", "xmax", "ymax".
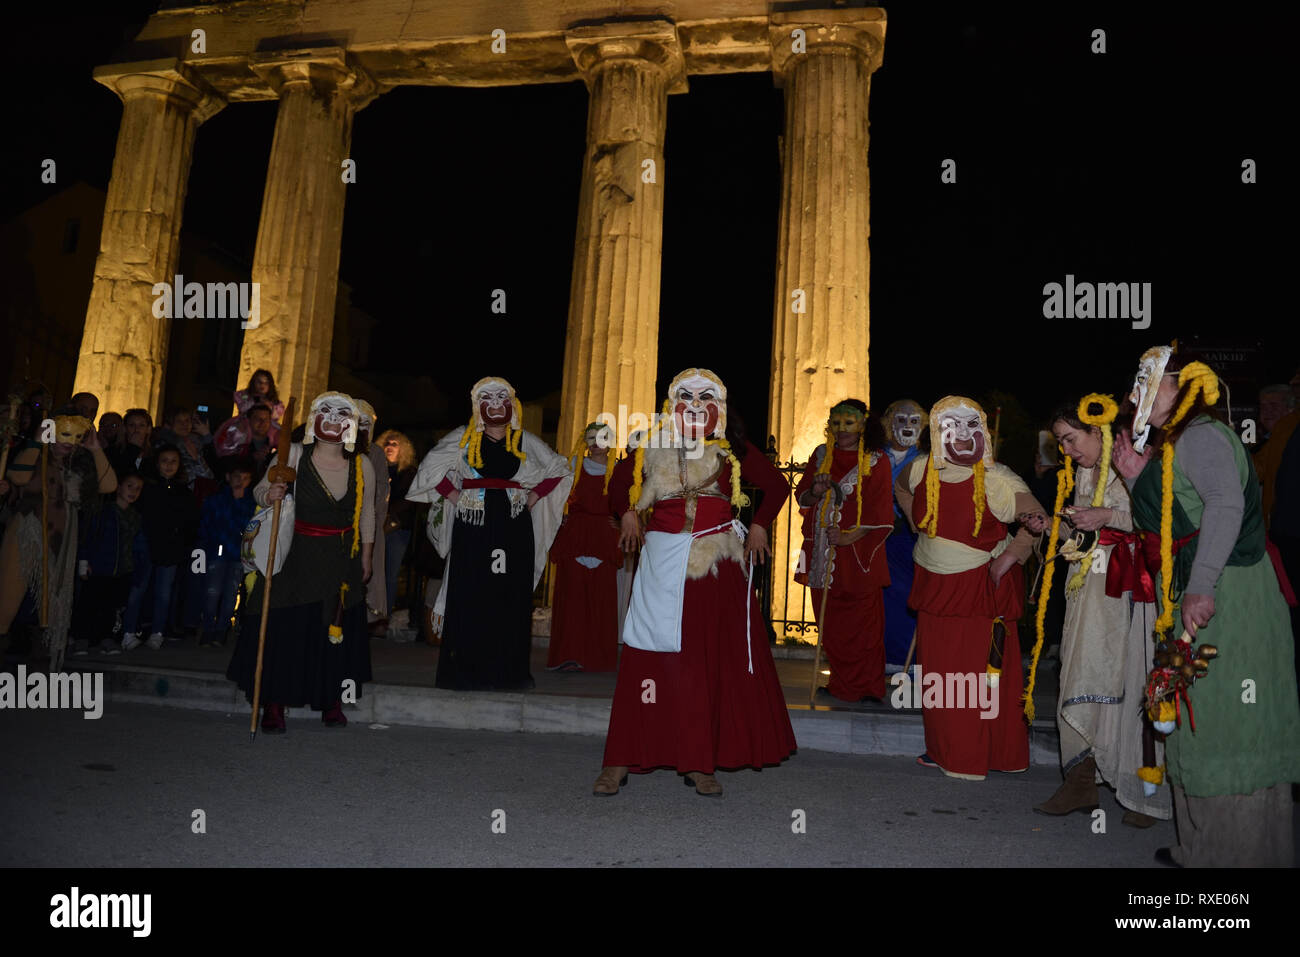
[
  {"xmin": 376, "ymin": 429, "xmax": 418, "ymax": 634},
  {"xmin": 233, "ymin": 369, "xmax": 285, "ymax": 438},
  {"xmin": 1113, "ymin": 345, "xmax": 1300, "ymax": 866},
  {"xmin": 1033, "ymin": 396, "xmax": 1170, "ymax": 826}
]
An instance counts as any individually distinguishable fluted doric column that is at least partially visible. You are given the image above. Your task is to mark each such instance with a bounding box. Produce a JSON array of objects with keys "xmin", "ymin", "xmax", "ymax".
[
  {"xmin": 236, "ymin": 48, "xmax": 375, "ymax": 409},
  {"xmin": 556, "ymin": 21, "xmax": 686, "ymax": 450},
  {"xmin": 767, "ymin": 11, "xmax": 886, "ymax": 639},
  {"xmin": 73, "ymin": 60, "xmax": 224, "ymax": 419}
]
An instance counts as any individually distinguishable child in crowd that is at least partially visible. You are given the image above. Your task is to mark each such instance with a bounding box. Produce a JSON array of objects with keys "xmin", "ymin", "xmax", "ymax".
[
  {"xmin": 197, "ymin": 460, "xmax": 257, "ymax": 647},
  {"xmin": 73, "ymin": 473, "xmax": 147, "ymax": 655},
  {"xmin": 125, "ymin": 445, "xmax": 198, "ymax": 650}
]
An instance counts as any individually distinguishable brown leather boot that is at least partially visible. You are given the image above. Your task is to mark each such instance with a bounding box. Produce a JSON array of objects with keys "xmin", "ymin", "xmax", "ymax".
[
  {"xmin": 684, "ymin": 772, "xmax": 723, "ymax": 797},
  {"xmin": 1033, "ymin": 755, "xmax": 1098, "ymax": 815},
  {"xmin": 593, "ymin": 766, "xmax": 629, "ymax": 796}
]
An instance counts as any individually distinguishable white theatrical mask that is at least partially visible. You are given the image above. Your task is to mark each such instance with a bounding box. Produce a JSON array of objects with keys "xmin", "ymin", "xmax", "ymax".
[
  {"xmin": 668, "ymin": 371, "xmax": 726, "ymax": 441},
  {"xmin": 305, "ymin": 391, "xmax": 359, "ymax": 452},
  {"xmin": 1130, "ymin": 346, "xmax": 1172, "ymax": 453},
  {"xmin": 936, "ymin": 402, "xmax": 989, "ymax": 467},
  {"xmin": 885, "ymin": 399, "xmax": 926, "ymax": 449}
]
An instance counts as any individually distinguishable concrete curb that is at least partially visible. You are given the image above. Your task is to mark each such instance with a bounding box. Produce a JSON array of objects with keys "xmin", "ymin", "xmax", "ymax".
[{"xmin": 84, "ymin": 664, "xmax": 1061, "ymax": 764}]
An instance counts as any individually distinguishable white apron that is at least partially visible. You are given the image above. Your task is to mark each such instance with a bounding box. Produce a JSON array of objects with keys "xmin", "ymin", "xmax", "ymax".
[{"xmin": 622, "ymin": 520, "xmax": 754, "ymax": 672}]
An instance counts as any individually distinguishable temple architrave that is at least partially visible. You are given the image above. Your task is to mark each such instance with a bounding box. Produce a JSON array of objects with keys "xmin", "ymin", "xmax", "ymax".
[{"xmin": 72, "ymin": 1, "xmax": 886, "ymax": 631}]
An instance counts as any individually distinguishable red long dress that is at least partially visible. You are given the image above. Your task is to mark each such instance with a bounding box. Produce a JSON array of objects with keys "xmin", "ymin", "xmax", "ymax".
[
  {"xmin": 794, "ymin": 446, "xmax": 894, "ymax": 700},
  {"xmin": 908, "ymin": 464, "xmax": 1029, "ymax": 777},
  {"xmin": 601, "ymin": 441, "xmax": 797, "ymax": 774},
  {"xmin": 547, "ymin": 463, "xmax": 621, "ymax": 671}
]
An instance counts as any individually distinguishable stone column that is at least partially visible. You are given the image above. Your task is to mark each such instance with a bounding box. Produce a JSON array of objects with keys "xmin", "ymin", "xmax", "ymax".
[
  {"xmin": 556, "ymin": 21, "xmax": 686, "ymax": 451},
  {"xmin": 767, "ymin": 11, "xmax": 886, "ymax": 640},
  {"xmin": 73, "ymin": 60, "xmax": 223, "ymax": 420},
  {"xmin": 236, "ymin": 48, "xmax": 375, "ymax": 410}
]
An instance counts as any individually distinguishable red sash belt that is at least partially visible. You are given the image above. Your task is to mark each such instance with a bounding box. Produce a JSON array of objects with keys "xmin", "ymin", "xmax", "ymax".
[
  {"xmin": 1099, "ymin": 529, "xmax": 1153, "ymax": 601},
  {"xmin": 1102, "ymin": 528, "xmax": 1197, "ymax": 601},
  {"xmin": 295, "ymin": 520, "xmax": 353, "ymax": 537},
  {"xmin": 461, "ymin": 478, "xmax": 524, "ymax": 490}
]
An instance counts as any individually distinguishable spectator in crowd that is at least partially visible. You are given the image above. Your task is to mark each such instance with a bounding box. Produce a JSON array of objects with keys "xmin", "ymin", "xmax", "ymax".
[
  {"xmin": 125, "ymin": 444, "xmax": 198, "ymax": 650},
  {"xmin": 233, "ymin": 368, "xmax": 284, "ymax": 439},
  {"xmin": 376, "ymin": 430, "xmax": 418, "ymax": 630},
  {"xmin": 214, "ymin": 404, "xmax": 276, "ymax": 482},
  {"xmin": 97, "ymin": 411, "xmax": 124, "ymax": 451},
  {"xmin": 155, "ymin": 405, "xmax": 218, "ymax": 489},
  {"xmin": 73, "ymin": 472, "xmax": 147, "ymax": 655},
  {"xmin": 196, "ymin": 459, "xmax": 257, "ymax": 648},
  {"xmin": 72, "ymin": 392, "xmax": 99, "ymax": 423},
  {"xmin": 109, "ymin": 408, "xmax": 156, "ymax": 480}
]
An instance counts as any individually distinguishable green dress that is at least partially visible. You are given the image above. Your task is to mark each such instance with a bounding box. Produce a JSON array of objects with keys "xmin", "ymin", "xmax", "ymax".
[{"xmin": 1131, "ymin": 417, "xmax": 1300, "ymax": 796}]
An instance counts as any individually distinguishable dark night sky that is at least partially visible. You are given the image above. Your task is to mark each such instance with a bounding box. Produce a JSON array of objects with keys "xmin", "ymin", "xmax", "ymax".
[{"xmin": 5, "ymin": 2, "xmax": 1297, "ymax": 450}]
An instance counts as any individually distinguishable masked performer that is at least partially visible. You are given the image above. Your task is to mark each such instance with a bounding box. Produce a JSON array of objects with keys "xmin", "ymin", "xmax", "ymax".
[
  {"xmin": 1114, "ymin": 346, "xmax": 1300, "ymax": 866},
  {"xmin": 594, "ymin": 369, "xmax": 797, "ymax": 797},
  {"xmin": 406, "ymin": 378, "xmax": 571, "ymax": 690},
  {"xmin": 894, "ymin": 396, "xmax": 1047, "ymax": 780},
  {"xmin": 794, "ymin": 399, "xmax": 894, "ymax": 702},
  {"xmin": 1032, "ymin": 396, "xmax": 1171, "ymax": 825},
  {"xmin": 880, "ymin": 399, "xmax": 927, "ymax": 670},
  {"xmin": 548, "ymin": 422, "xmax": 621, "ymax": 672},
  {"xmin": 1, "ymin": 411, "xmax": 116, "ymax": 669},
  {"xmin": 354, "ymin": 399, "xmax": 392, "ymax": 635},
  {"xmin": 227, "ymin": 392, "xmax": 375, "ymax": 732}
]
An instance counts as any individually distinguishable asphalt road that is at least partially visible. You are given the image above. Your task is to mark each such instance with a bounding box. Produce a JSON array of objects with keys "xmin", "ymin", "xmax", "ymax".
[{"xmin": 0, "ymin": 701, "xmax": 1201, "ymax": 868}]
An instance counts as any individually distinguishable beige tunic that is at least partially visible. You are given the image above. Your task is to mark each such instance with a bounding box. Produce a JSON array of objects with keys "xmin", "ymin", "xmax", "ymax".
[{"xmin": 1056, "ymin": 465, "xmax": 1170, "ymax": 819}]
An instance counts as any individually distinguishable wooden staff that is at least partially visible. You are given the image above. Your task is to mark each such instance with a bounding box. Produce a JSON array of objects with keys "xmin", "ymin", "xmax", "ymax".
[
  {"xmin": 809, "ymin": 486, "xmax": 841, "ymax": 707},
  {"xmin": 250, "ymin": 398, "xmax": 296, "ymax": 741}
]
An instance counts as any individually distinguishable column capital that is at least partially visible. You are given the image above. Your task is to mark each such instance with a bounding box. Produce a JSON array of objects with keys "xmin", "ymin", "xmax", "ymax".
[
  {"xmin": 248, "ymin": 47, "xmax": 379, "ymax": 109},
  {"xmin": 768, "ymin": 9, "xmax": 886, "ymax": 81},
  {"xmin": 92, "ymin": 59, "xmax": 226, "ymax": 124},
  {"xmin": 565, "ymin": 19, "xmax": 688, "ymax": 94}
]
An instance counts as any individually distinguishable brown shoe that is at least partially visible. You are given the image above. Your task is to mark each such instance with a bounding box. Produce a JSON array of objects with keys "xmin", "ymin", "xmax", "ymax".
[
  {"xmin": 684, "ymin": 772, "xmax": 723, "ymax": 797},
  {"xmin": 1033, "ymin": 755, "xmax": 1099, "ymax": 815},
  {"xmin": 593, "ymin": 766, "xmax": 629, "ymax": 796},
  {"xmin": 1122, "ymin": 810, "xmax": 1158, "ymax": 829}
]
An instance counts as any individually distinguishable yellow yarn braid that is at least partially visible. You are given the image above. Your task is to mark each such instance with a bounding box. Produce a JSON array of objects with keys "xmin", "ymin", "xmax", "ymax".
[
  {"xmin": 603, "ymin": 453, "xmax": 617, "ymax": 496},
  {"xmin": 628, "ymin": 400, "xmax": 671, "ymax": 509},
  {"xmin": 711, "ymin": 438, "xmax": 751, "ymax": 508},
  {"xmin": 817, "ymin": 426, "xmax": 870, "ymax": 531},
  {"xmin": 1066, "ymin": 393, "xmax": 1118, "ymax": 595},
  {"xmin": 918, "ymin": 453, "xmax": 941, "ymax": 538},
  {"xmin": 971, "ymin": 460, "xmax": 986, "ymax": 538},
  {"xmin": 459, "ymin": 416, "xmax": 483, "ymax": 469},
  {"xmin": 350, "ymin": 454, "xmax": 363, "ymax": 557},
  {"xmin": 1153, "ymin": 363, "xmax": 1220, "ymax": 637},
  {"xmin": 1025, "ymin": 454, "xmax": 1074, "ymax": 721}
]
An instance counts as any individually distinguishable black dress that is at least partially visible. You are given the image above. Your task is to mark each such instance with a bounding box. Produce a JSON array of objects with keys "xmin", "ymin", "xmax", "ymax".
[
  {"xmin": 228, "ymin": 445, "xmax": 373, "ymax": 709},
  {"xmin": 436, "ymin": 435, "xmax": 536, "ymax": 690}
]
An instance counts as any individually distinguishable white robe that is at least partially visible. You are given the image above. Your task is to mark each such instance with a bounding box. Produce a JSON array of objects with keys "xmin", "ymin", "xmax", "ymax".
[{"xmin": 406, "ymin": 426, "xmax": 572, "ymax": 624}]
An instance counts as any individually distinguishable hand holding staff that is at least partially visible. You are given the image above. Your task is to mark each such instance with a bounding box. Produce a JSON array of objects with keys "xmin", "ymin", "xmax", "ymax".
[{"xmin": 250, "ymin": 398, "xmax": 296, "ymax": 741}]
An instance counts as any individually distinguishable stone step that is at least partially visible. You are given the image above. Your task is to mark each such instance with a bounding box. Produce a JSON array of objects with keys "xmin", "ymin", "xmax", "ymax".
[{"xmin": 70, "ymin": 662, "xmax": 1062, "ymax": 765}]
